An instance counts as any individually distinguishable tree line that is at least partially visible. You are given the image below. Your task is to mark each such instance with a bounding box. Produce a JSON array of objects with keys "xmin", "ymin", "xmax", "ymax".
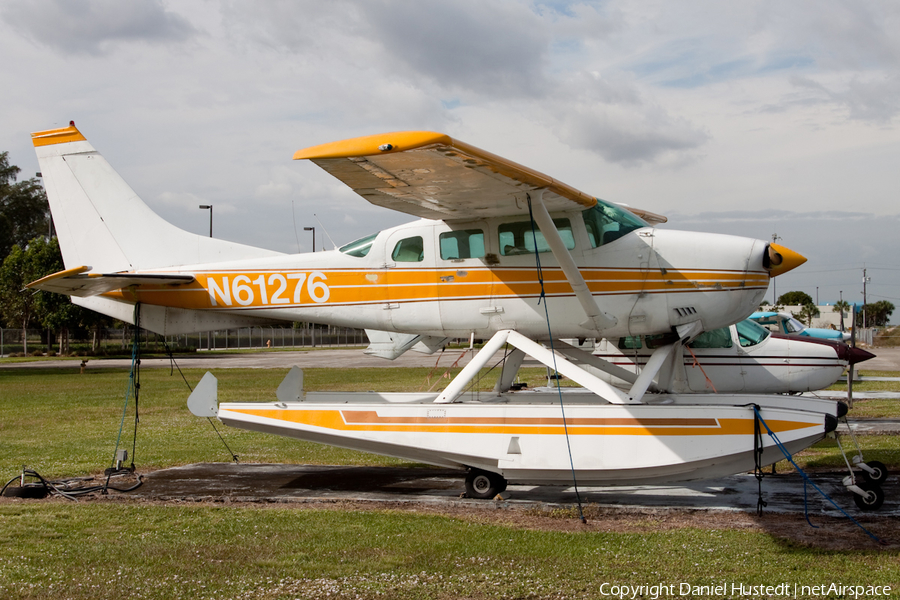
[
  {"xmin": 0, "ymin": 151, "xmax": 110, "ymax": 354},
  {"xmin": 766, "ymin": 290, "xmax": 894, "ymax": 329}
]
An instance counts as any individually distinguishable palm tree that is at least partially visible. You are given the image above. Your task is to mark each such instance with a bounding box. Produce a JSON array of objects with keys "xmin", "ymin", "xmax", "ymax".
[
  {"xmin": 833, "ymin": 300, "xmax": 850, "ymax": 331},
  {"xmin": 796, "ymin": 303, "xmax": 820, "ymax": 327}
]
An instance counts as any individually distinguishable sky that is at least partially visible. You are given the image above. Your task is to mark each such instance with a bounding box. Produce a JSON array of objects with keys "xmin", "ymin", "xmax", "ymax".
[{"xmin": 1, "ymin": 0, "xmax": 898, "ymax": 316}]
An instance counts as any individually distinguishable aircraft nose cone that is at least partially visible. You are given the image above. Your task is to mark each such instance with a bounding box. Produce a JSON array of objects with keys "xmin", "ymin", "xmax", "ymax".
[
  {"xmin": 848, "ymin": 345, "xmax": 876, "ymax": 366},
  {"xmin": 766, "ymin": 243, "xmax": 807, "ymax": 277}
]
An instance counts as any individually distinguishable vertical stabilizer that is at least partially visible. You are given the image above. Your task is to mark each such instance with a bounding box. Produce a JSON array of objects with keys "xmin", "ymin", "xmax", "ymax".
[{"xmin": 32, "ymin": 123, "xmax": 282, "ymax": 273}]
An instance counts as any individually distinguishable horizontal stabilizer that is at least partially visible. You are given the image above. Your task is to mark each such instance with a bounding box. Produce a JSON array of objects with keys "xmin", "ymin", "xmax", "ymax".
[{"xmin": 27, "ymin": 266, "xmax": 195, "ymax": 297}]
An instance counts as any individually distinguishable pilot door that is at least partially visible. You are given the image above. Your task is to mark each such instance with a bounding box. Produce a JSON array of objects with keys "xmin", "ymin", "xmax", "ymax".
[
  {"xmin": 432, "ymin": 223, "xmax": 494, "ymax": 333},
  {"xmin": 382, "ymin": 225, "xmax": 441, "ymax": 332}
]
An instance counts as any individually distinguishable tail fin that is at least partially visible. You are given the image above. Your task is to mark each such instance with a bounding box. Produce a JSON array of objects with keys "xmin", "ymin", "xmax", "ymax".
[{"xmin": 32, "ymin": 122, "xmax": 281, "ymax": 273}]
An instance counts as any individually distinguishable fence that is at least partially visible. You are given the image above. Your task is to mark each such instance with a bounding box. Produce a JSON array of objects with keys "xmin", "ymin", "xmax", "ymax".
[{"xmin": 0, "ymin": 325, "xmax": 368, "ymax": 357}]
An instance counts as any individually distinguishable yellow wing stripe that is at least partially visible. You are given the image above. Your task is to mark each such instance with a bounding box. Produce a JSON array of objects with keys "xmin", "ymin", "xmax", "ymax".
[{"xmin": 31, "ymin": 123, "xmax": 87, "ymax": 147}]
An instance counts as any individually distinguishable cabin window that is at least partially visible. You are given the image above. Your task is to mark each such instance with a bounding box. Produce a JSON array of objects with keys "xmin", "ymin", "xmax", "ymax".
[
  {"xmin": 583, "ymin": 199, "xmax": 648, "ymax": 248},
  {"xmin": 688, "ymin": 328, "xmax": 733, "ymax": 349},
  {"xmin": 391, "ymin": 236, "xmax": 424, "ymax": 262},
  {"xmin": 735, "ymin": 319, "xmax": 770, "ymax": 347},
  {"xmin": 498, "ymin": 219, "xmax": 574, "ymax": 256},
  {"xmin": 440, "ymin": 229, "xmax": 485, "ymax": 260},
  {"xmin": 617, "ymin": 336, "xmax": 642, "ymax": 350},
  {"xmin": 339, "ymin": 232, "xmax": 378, "ymax": 258}
]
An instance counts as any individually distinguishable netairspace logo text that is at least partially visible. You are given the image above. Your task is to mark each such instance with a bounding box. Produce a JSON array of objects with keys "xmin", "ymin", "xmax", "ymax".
[{"xmin": 598, "ymin": 582, "xmax": 892, "ymax": 599}]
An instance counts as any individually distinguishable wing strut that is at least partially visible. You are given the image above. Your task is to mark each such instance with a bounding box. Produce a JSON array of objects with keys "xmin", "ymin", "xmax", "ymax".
[{"xmin": 528, "ymin": 190, "xmax": 617, "ymax": 333}]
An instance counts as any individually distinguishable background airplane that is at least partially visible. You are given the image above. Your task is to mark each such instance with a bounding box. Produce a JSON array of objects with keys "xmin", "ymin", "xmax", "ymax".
[
  {"xmin": 751, "ymin": 311, "xmax": 852, "ymax": 342},
  {"xmin": 583, "ymin": 319, "xmax": 873, "ymax": 394}
]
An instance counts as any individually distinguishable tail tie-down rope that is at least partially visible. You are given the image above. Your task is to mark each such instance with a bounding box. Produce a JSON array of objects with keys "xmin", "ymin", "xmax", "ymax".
[{"xmin": 164, "ymin": 340, "xmax": 240, "ymax": 463}]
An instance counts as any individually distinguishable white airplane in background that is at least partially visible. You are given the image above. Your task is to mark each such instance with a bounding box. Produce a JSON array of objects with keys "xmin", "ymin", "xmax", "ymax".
[
  {"xmin": 27, "ymin": 122, "xmax": 884, "ymax": 510},
  {"xmin": 583, "ymin": 319, "xmax": 874, "ymax": 394}
]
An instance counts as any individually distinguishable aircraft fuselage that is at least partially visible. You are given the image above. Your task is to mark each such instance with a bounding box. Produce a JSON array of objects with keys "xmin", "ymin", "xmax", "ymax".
[{"xmin": 102, "ymin": 214, "xmax": 770, "ymax": 340}]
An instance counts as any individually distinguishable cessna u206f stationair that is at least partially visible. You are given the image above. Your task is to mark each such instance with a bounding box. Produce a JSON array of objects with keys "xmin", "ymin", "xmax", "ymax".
[{"xmin": 32, "ymin": 123, "xmax": 880, "ymax": 507}]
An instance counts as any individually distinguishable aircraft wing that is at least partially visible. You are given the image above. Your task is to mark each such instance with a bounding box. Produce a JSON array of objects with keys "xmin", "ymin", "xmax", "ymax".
[
  {"xmin": 294, "ymin": 131, "xmax": 666, "ymax": 224},
  {"xmin": 27, "ymin": 266, "xmax": 195, "ymax": 297}
]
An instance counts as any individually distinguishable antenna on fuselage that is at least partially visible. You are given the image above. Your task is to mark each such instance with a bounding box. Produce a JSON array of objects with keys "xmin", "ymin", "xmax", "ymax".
[
  {"xmin": 291, "ymin": 200, "xmax": 301, "ymax": 253},
  {"xmin": 314, "ymin": 214, "xmax": 338, "ymax": 250}
]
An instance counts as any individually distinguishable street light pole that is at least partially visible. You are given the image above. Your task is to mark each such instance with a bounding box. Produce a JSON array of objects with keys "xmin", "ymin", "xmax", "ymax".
[
  {"xmin": 771, "ymin": 233, "xmax": 781, "ymax": 304},
  {"xmin": 199, "ymin": 205, "xmax": 213, "ymax": 237},
  {"xmin": 304, "ymin": 226, "xmax": 316, "ymax": 252},
  {"xmin": 862, "ymin": 268, "xmax": 871, "ymax": 327}
]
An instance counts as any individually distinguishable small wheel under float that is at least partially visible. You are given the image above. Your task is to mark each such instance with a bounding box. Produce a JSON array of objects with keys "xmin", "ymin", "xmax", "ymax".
[
  {"xmin": 464, "ymin": 469, "xmax": 508, "ymax": 499},
  {"xmin": 858, "ymin": 460, "xmax": 888, "ymax": 486},
  {"xmin": 852, "ymin": 482, "xmax": 885, "ymax": 512}
]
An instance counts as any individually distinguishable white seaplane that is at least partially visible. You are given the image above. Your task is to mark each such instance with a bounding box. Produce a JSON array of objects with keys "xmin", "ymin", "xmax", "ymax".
[{"xmin": 29, "ymin": 123, "xmax": 882, "ymax": 508}]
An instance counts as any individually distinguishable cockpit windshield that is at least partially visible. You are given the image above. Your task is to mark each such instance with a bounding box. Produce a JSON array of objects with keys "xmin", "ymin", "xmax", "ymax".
[
  {"xmin": 735, "ymin": 319, "xmax": 770, "ymax": 347},
  {"xmin": 785, "ymin": 317, "xmax": 806, "ymax": 334},
  {"xmin": 339, "ymin": 232, "xmax": 378, "ymax": 257},
  {"xmin": 582, "ymin": 199, "xmax": 649, "ymax": 248}
]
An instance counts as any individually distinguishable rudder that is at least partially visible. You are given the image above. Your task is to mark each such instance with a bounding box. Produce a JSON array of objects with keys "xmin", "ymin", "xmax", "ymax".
[{"xmin": 32, "ymin": 122, "xmax": 281, "ymax": 273}]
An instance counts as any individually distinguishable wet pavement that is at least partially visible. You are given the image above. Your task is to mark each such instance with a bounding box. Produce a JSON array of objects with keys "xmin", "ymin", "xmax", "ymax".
[{"xmin": 127, "ymin": 462, "xmax": 900, "ymax": 517}]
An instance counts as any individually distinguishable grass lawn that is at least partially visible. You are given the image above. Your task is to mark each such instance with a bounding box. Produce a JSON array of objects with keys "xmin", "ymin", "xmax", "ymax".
[
  {"xmin": 2, "ymin": 503, "xmax": 899, "ymax": 600},
  {"xmin": 2, "ymin": 361, "xmax": 899, "ymax": 599},
  {"xmin": 0, "ymin": 365, "xmax": 571, "ymax": 479}
]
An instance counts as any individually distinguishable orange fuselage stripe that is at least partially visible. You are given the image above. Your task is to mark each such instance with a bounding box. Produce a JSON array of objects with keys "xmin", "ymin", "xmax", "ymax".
[{"xmin": 102, "ymin": 267, "xmax": 770, "ymax": 311}]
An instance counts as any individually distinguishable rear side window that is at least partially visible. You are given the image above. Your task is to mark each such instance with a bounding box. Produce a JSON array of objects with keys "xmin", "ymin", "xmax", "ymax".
[
  {"xmin": 440, "ymin": 229, "xmax": 485, "ymax": 260},
  {"xmin": 391, "ymin": 236, "xmax": 424, "ymax": 262},
  {"xmin": 617, "ymin": 336, "xmax": 642, "ymax": 350},
  {"xmin": 688, "ymin": 328, "xmax": 733, "ymax": 349},
  {"xmin": 499, "ymin": 219, "xmax": 574, "ymax": 256}
]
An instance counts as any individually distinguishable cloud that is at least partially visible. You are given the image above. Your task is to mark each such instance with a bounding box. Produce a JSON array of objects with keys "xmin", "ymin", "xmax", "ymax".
[
  {"xmin": 223, "ymin": 0, "xmax": 550, "ymax": 99},
  {"xmin": 1, "ymin": 0, "xmax": 196, "ymax": 55},
  {"xmin": 358, "ymin": 0, "xmax": 551, "ymax": 98},
  {"xmin": 788, "ymin": 74, "xmax": 900, "ymax": 123},
  {"xmin": 548, "ymin": 71, "xmax": 709, "ymax": 165},
  {"xmin": 669, "ymin": 209, "xmax": 876, "ymax": 224}
]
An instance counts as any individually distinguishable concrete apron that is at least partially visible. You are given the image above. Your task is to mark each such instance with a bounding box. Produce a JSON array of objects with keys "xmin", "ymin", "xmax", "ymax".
[{"xmin": 125, "ymin": 462, "xmax": 900, "ymax": 517}]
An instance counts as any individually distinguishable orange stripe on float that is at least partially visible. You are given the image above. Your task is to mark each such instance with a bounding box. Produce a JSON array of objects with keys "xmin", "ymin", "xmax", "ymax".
[{"xmin": 227, "ymin": 409, "xmax": 817, "ymax": 437}]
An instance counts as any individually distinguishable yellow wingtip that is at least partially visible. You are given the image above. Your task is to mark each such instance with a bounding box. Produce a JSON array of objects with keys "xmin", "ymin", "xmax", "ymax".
[
  {"xmin": 293, "ymin": 131, "xmax": 452, "ymax": 160},
  {"xmin": 26, "ymin": 265, "xmax": 91, "ymax": 289},
  {"xmin": 31, "ymin": 122, "xmax": 87, "ymax": 147}
]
